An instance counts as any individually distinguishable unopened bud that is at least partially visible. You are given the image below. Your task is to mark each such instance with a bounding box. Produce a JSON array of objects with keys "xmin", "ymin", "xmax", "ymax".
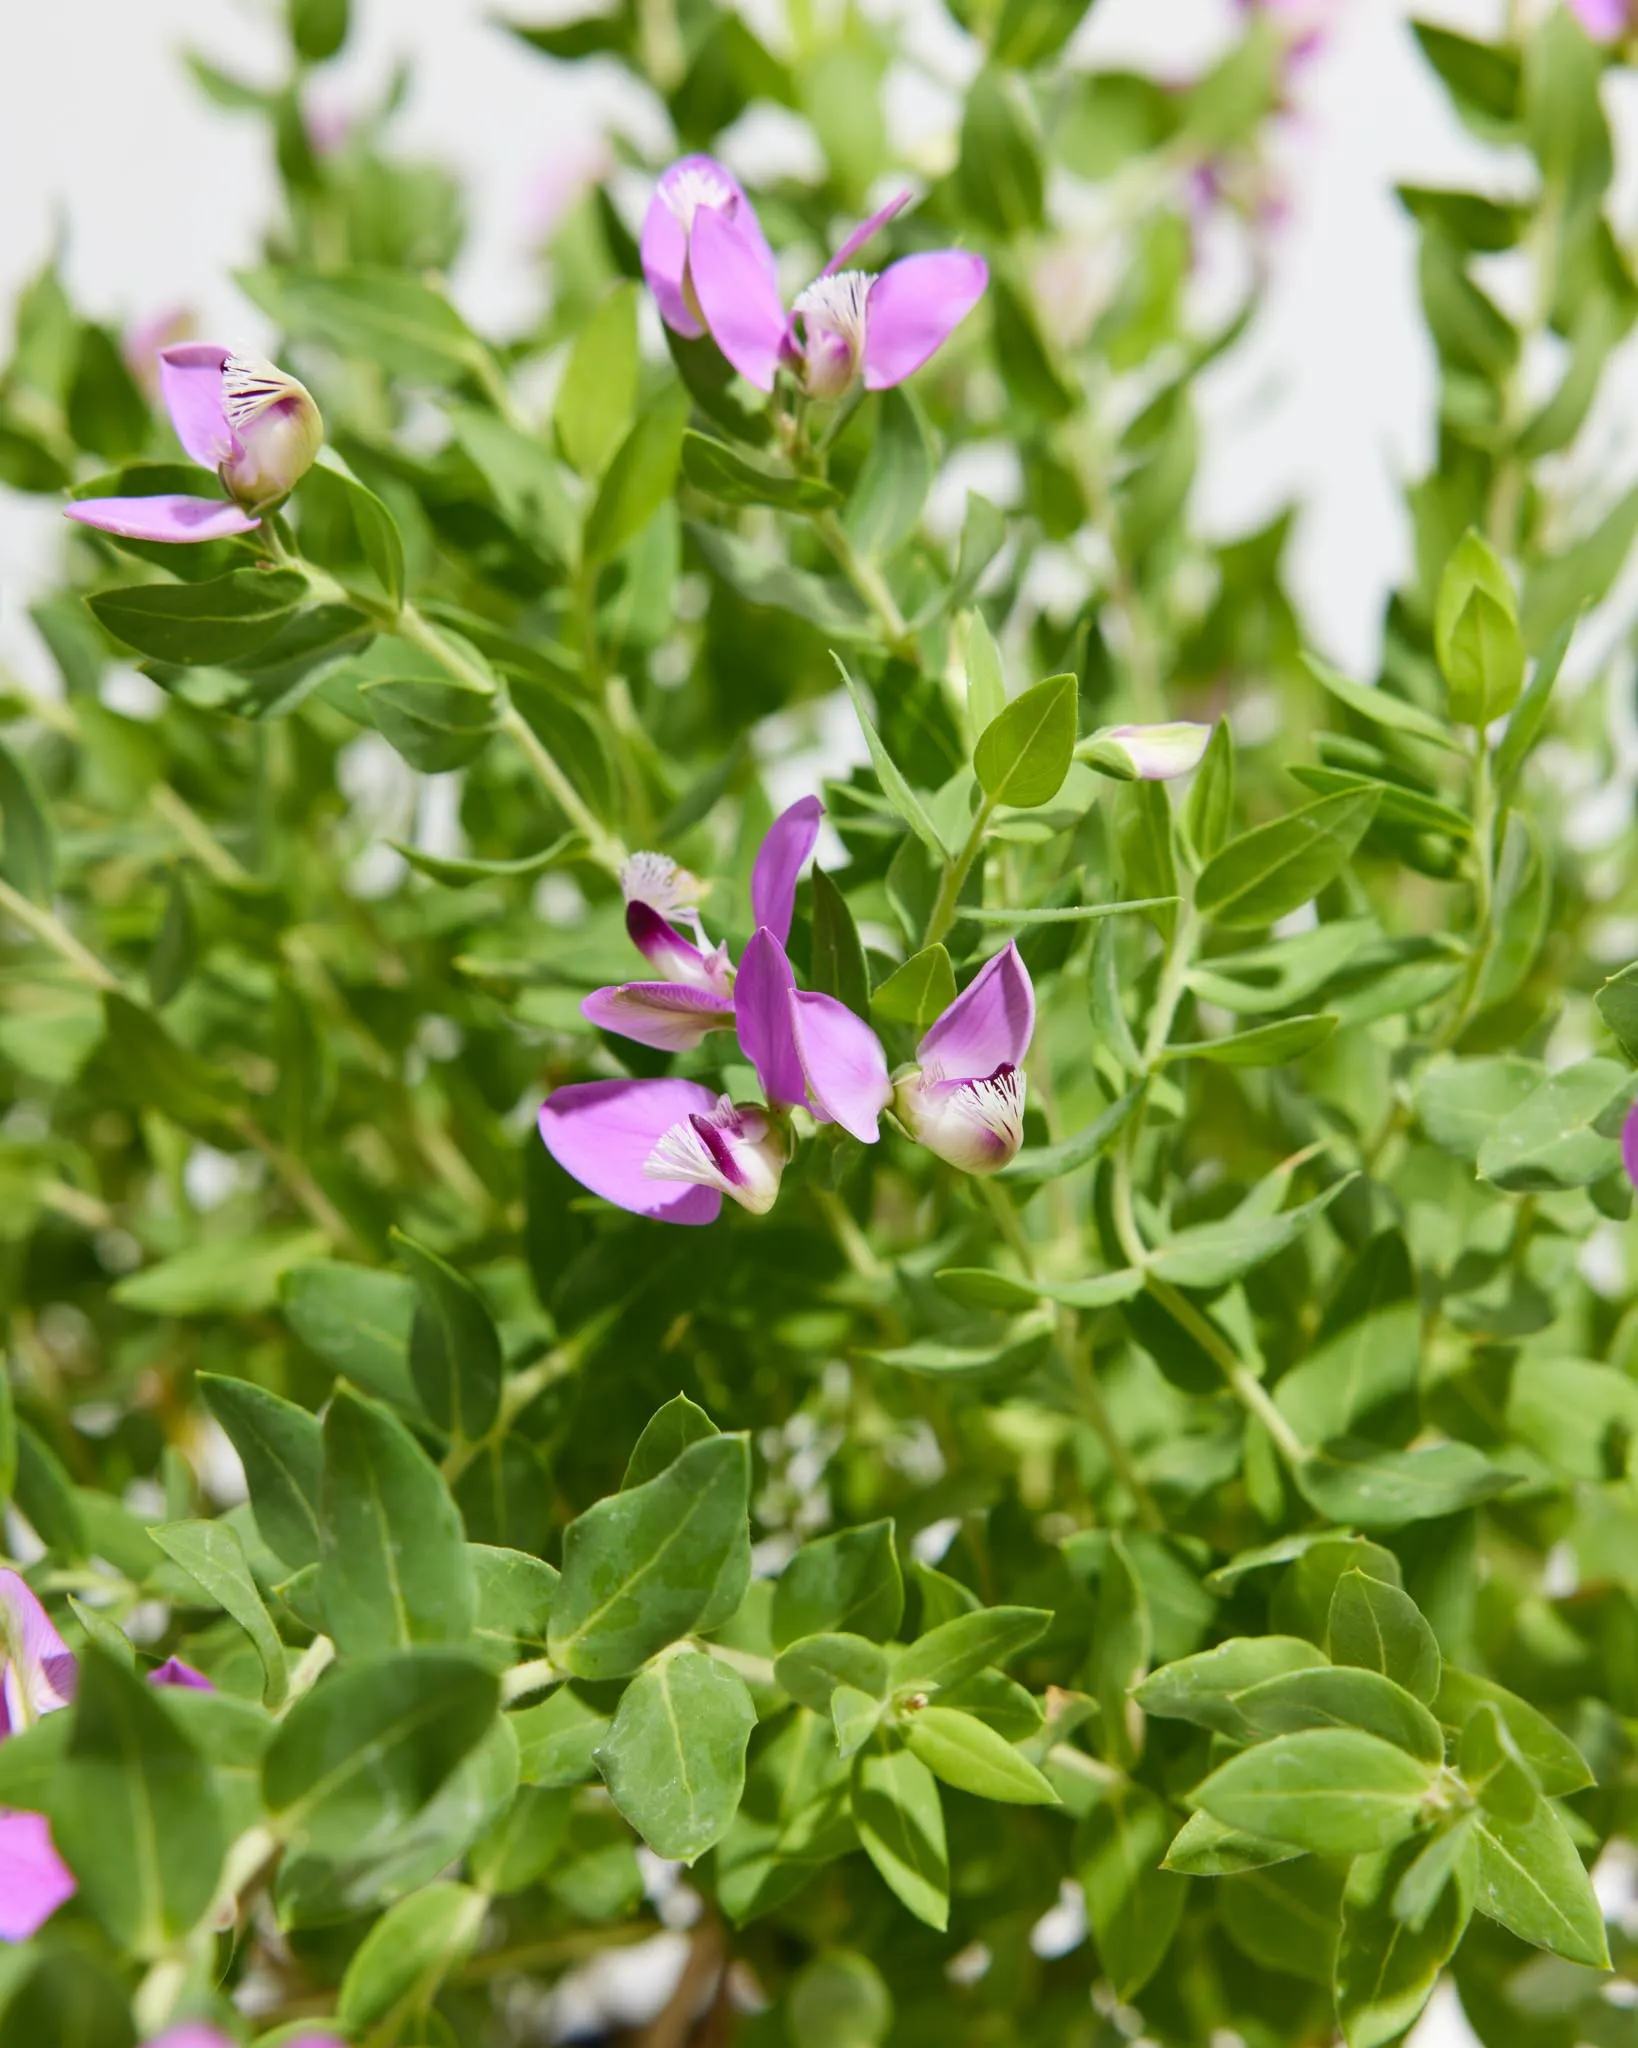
[{"xmin": 219, "ymin": 354, "xmax": 324, "ymax": 511}]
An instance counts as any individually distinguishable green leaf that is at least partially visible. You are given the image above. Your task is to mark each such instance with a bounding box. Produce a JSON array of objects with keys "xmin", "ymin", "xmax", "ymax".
[
  {"xmin": 1184, "ymin": 716, "xmax": 1236, "ymax": 860},
  {"xmin": 1077, "ymin": 1780, "xmax": 1190, "ymax": 1998},
  {"xmin": 468, "ymin": 1784, "xmax": 572, "ymax": 1893},
  {"xmin": 1000, "ymin": 1087, "xmax": 1140, "ymax": 1184},
  {"xmin": 88, "ymin": 568, "xmax": 307, "ymax": 667},
  {"xmin": 290, "ymin": 0, "xmax": 349, "ymax": 59},
  {"xmin": 1444, "ymin": 586, "xmax": 1525, "ymax": 727},
  {"xmin": 1136, "ymin": 1636, "xmax": 1328, "ymax": 1740},
  {"xmin": 393, "ymin": 832, "xmax": 579, "ymax": 890},
  {"xmin": 852, "ymin": 1735, "xmax": 949, "ymax": 1930},
  {"xmin": 1473, "ymin": 1800, "xmax": 1609, "ymax": 1967},
  {"xmin": 263, "ymin": 1647, "xmax": 498, "ymax": 1858},
  {"xmin": 0, "ymin": 1947, "xmax": 134, "ymax": 2048},
  {"xmin": 1147, "ymin": 1178, "xmax": 1349, "ymax": 1291},
  {"xmin": 280, "ymin": 1261, "xmax": 420, "ymax": 1413},
  {"xmin": 53, "ymin": 1645, "xmax": 225, "ymax": 1955},
  {"xmin": 318, "ymin": 1386, "xmax": 475, "ymax": 1655},
  {"xmin": 1302, "ymin": 654, "xmax": 1462, "ymax": 751},
  {"xmin": 1220, "ymin": 1857, "xmax": 1344, "ymax": 1985},
  {"xmin": 511, "ymin": 1683, "xmax": 611, "ymax": 1790},
  {"xmin": 787, "ymin": 1952, "xmax": 892, "ymax": 2048},
  {"xmin": 810, "ymin": 868, "xmax": 872, "ymax": 1021},
  {"xmin": 1191, "ymin": 1729, "xmax": 1437, "ymax": 1856},
  {"xmin": 1476, "ymin": 1057, "xmax": 1628, "ymax": 1191},
  {"xmin": 833, "ymin": 654, "xmax": 951, "ymax": 860},
  {"xmin": 959, "ymin": 69, "xmax": 1044, "ymax": 233},
  {"xmin": 974, "ymin": 672, "xmax": 1078, "ymax": 808},
  {"xmin": 775, "ymin": 1633, "xmax": 891, "ymax": 1714},
  {"xmin": 1521, "ymin": 483, "xmax": 1638, "ymax": 651},
  {"xmin": 1434, "ymin": 1669, "xmax": 1592, "ymax": 1797},
  {"xmin": 151, "ymin": 1517, "xmax": 288, "ymax": 1708},
  {"xmin": 240, "ymin": 264, "xmax": 484, "ymax": 382},
  {"xmin": 1234, "ymin": 1667, "xmax": 1445, "ymax": 1763},
  {"xmin": 1597, "ymin": 958, "xmax": 1638, "ymax": 1061},
  {"xmin": 621, "ymin": 1394, "xmax": 719, "ymax": 1490},
  {"xmin": 198, "ymin": 1374, "xmax": 323, "ymax": 1570},
  {"xmin": 1167, "ymin": 1013, "xmax": 1339, "ymax": 1072},
  {"xmin": 469, "ymin": 1545, "xmax": 558, "ymax": 1668},
  {"xmin": 845, "ymin": 387, "xmax": 935, "ymax": 560},
  {"xmin": 337, "ymin": 1879, "xmax": 485, "ymax": 2032},
  {"xmin": 893, "ymin": 1607, "xmax": 1050, "ymax": 1692},
  {"xmin": 1197, "ymin": 789, "xmax": 1381, "ymax": 929},
  {"xmin": 556, "ymin": 284, "xmax": 640, "ymax": 478},
  {"xmin": 1163, "ymin": 1810, "xmax": 1299, "ymax": 1876},
  {"xmin": 1414, "ymin": 1053, "xmax": 1545, "ymax": 1162},
  {"xmin": 680, "ymin": 429, "xmax": 840, "ymax": 511},
  {"xmin": 0, "ymin": 736, "xmax": 56, "ymax": 905},
  {"xmin": 1296, "ymin": 1437, "xmax": 1517, "ymax": 1529},
  {"xmin": 595, "ymin": 1648, "xmax": 756, "ymax": 1862},
  {"xmin": 1460, "ymin": 1701, "xmax": 1540, "ymax": 1823},
  {"xmin": 583, "ymin": 385, "xmax": 688, "ymax": 563},
  {"xmin": 1495, "ymin": 620, "xmax": 1573, "ymax": 787},
  {"xmin": 772, "ymin": 1521, "xmax": 902, "ymax": 1650},
  {"xmin": 964, "ymin": 611, "xmax": 1006, "ymax": 737},
  {"xmin": 1337, "ymin": 1833, "xmax": 1475, "ymax": 2048},
  {"xmin": 904, "ymin": 1704, "xmax": 1057, "ymax": 1805},
  {"xmin": 1091, "ymin": 1530, "xmax": 1150, "ymax": 1768},
  {"xmin": 298, "ymin": 455, "xmax": 405, "ymax": 609},
  {"xmin": 1328, "ymin": 1571, "xmax": 1441, "ymax": 1704},
  {"xmin": 391, "ymin": 1229, "xmax": 502, "ymax": 1441},
  {"xmin": 549, "ymin": 1433, "xmax": 751, "ymax": 1679},
  {"xmin": 112, "ymin": 1228, "xmax": 325, "ymax": 1318},
  {"xmin": 362, "ymin": 673, "xmax": 498, "ymax": 774},
  {"xmin": 871, "ymin": 944, "xmax": 957, "ymax": 1035},
  {"xmin": 449, "ymin": 406, "xmax": 577, "ymax": 567},
  {"xmin": 1413, "ymin": 22, "xmax": 1520, "ymax": 140},
  {"xmin": 833, "ymin": 1683, "xmax": 885, "ymax": 1760}
]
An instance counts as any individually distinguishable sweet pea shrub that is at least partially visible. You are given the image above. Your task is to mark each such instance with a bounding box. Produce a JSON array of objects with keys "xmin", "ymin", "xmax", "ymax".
[{"xmin": 2, "ymin": 0, "xmax": 1638, "ymax": 2042}]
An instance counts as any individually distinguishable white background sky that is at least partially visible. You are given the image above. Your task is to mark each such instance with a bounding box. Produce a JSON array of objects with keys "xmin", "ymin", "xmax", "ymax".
[{"xmin": 0, "ymin": 4, "xmax": 1621, "ymax": 2036}]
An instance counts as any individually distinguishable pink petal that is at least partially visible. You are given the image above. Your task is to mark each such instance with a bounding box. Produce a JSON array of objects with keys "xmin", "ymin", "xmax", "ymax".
[
  {"xmin": 862, "ymin": 252, "xmax": 988, "ymax": 390},
  {"xmin": 626, "ymin": 903, "xmax": 719, "ymax": 985},
  {"xmin": 917, "ymin": 942, "xmax": 1035, "ymax": 1082},
  {"xmin": 157, "ymin": 343, "xmax": 240, "ymax": 467},
  {"xmin": 0, "ymin": 1811, "xmax": 75, "ymax": 1942},
  {"xmin": 750, "ymin": 796, "xmax": 823, "ymax": 945},
  {"xmin": 0, "ymin": 1572, "xmax": 76, "ymax": 1734},
  {"xmin": 148, "ymin": 1656, "xmax": 214, "ymax": 1691},
  {"xmin": 1623, "ymin": 1101, "xmax": 1638, "ymax": 1188},
  {"xmin": 641, "ymin": 184, "xmax": 701, "ymax": 339},
  {"xmin": 825, "ymin": 189, "xmax": 912, "ymax": 276},
  {"xmin": 690, "ymin": 205, "xmax": 790, "ymax": 392},
  {"xmin": 734, "ymin": 930, "xmax": 809, "ymax": 1110},
  {"xmin": 143, "ymin": 2030, "xmax": 234, "ymax": 2048},
  {"xmin": 790, "ymin": 990, "xmax": 892, "ymax": 1142},
  {"xmin": 641, "ymin": 156, "xmax": 778, "ymax": 339},
  {"xmin": 539, "ymin": 1079, "xmax": 723, "ymax": 1224},
  {"xmin": 581, "ymin": 981, "xmax": 736, "ymax": 1051},
  {"xmin": 1566, "ymin": 0, "xmax": 1626, "ymax": 35},
  {"xmin": 64, "ymin": 495, "xmax": 259, "ymax": 543}
]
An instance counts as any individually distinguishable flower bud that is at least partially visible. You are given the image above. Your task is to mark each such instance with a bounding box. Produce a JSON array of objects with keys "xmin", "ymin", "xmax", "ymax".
[
  {"xmin": 218, "ymin": 354, "xmax": 324, "ymax": 511},
  {"xmin": 895, "ymin": 1062, "xmax": 1026, "ymax": 1175},
  {"xmin": 1081, "ymin": 722, "xmax": 1211, "ymax": 782}
]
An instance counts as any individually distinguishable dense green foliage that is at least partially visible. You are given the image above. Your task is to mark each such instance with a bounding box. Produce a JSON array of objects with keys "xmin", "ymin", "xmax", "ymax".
[{"xmin": 2, "ymin": 1, "xmax": 1638, "ymax": 2043}]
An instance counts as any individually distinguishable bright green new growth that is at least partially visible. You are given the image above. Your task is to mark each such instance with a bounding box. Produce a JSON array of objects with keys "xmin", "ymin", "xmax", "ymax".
[{"xmin": 0, "ymin": 1, "xmax": 1634, "ymax": 2045}]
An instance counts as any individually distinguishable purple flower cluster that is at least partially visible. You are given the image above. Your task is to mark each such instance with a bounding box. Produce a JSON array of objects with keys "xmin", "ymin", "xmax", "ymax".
[
  {"xmin": 0, "ymin": 1571, "xmax": 211, "ymax": 1942},
  {"xmin": 641, "ymin": 156, "xmax": 987, "ymax": 397},
  {"xmin": 538, "ymin": 801, "xmax": 1036, "ymax": 1224}
]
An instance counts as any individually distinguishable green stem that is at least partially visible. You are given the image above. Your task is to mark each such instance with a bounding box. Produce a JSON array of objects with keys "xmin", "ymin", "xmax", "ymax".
[
  {"xmin": 1064, "ymin": 1318, "xmax": 1163, "ymax": 1532},
  {"xmin": 814, "ymin": 510, "xmax": 916, "ymax": 659},
  {"xmin": 815, "ymin": 1186, "xmax": 889, "ymax": 1284},
  {"xmin": 924, "ymin": 799, "xmax": 994, "ymax": 949},
  {"xmin": 1141, "ymin": 903, "xmax": 1199, "ymax": 1070},
  {"xmin": 441, "ymin": 1342, "xmax": 585, "ymax": 1486},
  {"xmin": 229, "ymin": 1111, "xmax": 367, "ymax": 1257},
  {"xmin": 392, "ymin": 602, "xmax": 623, "ymax": 873},
  {"xmin": 1150, "ymin": 1271, "xmax": 1308, "ymax": 1465},
  {"xmin": 0, "ymin": 877, "xmax": 120, "ymax": 991}
]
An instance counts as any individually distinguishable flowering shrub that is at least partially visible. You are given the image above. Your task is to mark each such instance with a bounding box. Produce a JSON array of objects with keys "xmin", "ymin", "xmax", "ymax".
[{"xmin": 0, "ymin": 0, "xmax": 1637, "ymax": 2043}]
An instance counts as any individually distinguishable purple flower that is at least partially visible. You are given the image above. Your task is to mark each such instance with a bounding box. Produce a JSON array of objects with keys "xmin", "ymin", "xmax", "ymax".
[
  {"xmin": 1622, "ymin": 1101, "xmax": 1638, "ymax": 1187},
  {"xmin": 642, "ymin": 155, "xmax": 988, "ymax": 397},
  {"xmin": 148, "ymin": 1656, "xmax": 214, "ymax": 1692},
  {"xmin": 147, "ymin": 2031, "xmax": 345, "ymax": 2048},
  {"xmin": 540, "ymin": 798, "xmax": 894, "ymax": 1224},
  {"xmin": 0, "ymin": 1574, "xmax": 76, "ymax": 1941},
  {"xmin": 582, "ymin": 798, "xmax": 823, "ymax": 1053},
  {"xmin": 1567, "ymin": 0, "xmax": 1630, "ymax": 36},
  {"xmin": 0, "ymin": 1812, "xmax": 77, "ymax": 1943},
  {"xmin": 893, "ymin": 943, "xmax": 1035, "ymax": 1174},
  {"xmin": 66, "ymin": 345, "xmax": 323, "ymax": 545}
]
